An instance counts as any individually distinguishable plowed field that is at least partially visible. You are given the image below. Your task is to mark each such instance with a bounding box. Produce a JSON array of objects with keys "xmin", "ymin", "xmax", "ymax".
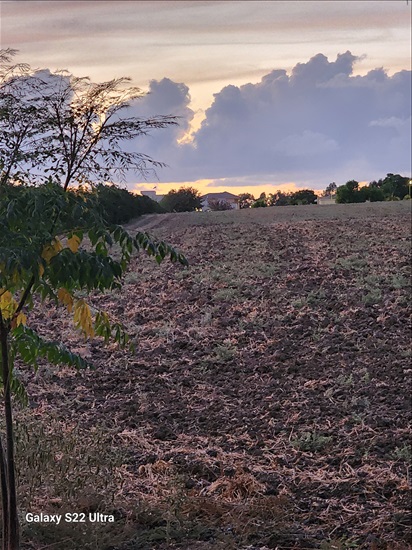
[{"xmin": 15, "ymin": 201, "xmax": 411, "ymax": 550}]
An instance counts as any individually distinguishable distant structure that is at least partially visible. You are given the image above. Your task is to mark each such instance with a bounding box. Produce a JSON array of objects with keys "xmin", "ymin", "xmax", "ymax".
[
  {"xmin": 141, "ymin": 190, "xmax": 164, "ymax": 202},
  {"xmin": 317, "ymin": 195, "xmax": 337, "ymax": 205},
  {"xmin": 201, "ymin": 192, "xmax": 240, "ymax": 211}
]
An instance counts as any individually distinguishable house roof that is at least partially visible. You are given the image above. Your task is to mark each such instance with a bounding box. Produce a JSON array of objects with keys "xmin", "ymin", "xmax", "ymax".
[{"xmin": 201, "ymin": 192, "xmax": 239, "ymax": 200}]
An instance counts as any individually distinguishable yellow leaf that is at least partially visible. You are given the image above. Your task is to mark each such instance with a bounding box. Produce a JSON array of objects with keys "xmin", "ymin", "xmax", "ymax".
[
  {"xmin": 67, "ymin": 234, "xmax": 81, "ymax": 254},
  {"xmin": 11, "ymin": 312, "xmax": 27, "ymax": 329},
  {"xmin": 0, "ymin": 290, "xmax": 17, "ymax": 319},
  {"xmin": 38, "ymin": 263, "xmax": 45, "ymax": 277},
  {"xmin": 57, "ymin": 288, "xmax": 74, "ymax": 313},
  {"xmin": 41, "ymin": 238, "xmax": 63, "ymax": 264},
  {"xmin": 73, "ymin": 299, "xmax": 95, "ymax": 338}
]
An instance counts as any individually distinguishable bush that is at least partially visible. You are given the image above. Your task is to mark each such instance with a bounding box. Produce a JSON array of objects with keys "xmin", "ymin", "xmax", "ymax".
[
  {"xmin": 367, "ymin": 186, "xmax": 385, "ymax": 202},
  {"xmin": 94, "ymin": 184, "xmax": 164, "ymax": 224},
  {"xmin": 251, "ymin": 198, "xmax": 267, "ymax": 208}
]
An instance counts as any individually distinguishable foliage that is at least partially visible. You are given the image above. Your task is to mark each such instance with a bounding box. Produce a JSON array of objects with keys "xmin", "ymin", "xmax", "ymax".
[
  {"xmin": 0, "ymin": 48, "xmax": 186, "ymax": 550},
  {"xmin": 322, "ymin": 182, "xmax": 337, "ymax": 197},
  {"xmin": 0, "ymin": 55, "xmax": 178, "ymax": 189},
  {"xmin": 0, "ymin": 180, "xmax": 187, "ymax": 348},
  {"xmin": 336, "ymin": 181, "xmax": 361, "ymax": 204},
  {"xmin": 251, "ymin": 192, "xmax": 268, "ymax": 208},
  {"xmin": 267, "ymin": 191, "xmax": 291, "ymax": 206},
  {"xmin": 366, "ymin": 186, "xmax": 385, "ymax": 202},
  {"xmin": 160, "ymin": 186, "xmax": 203, "ymax": 212},
  {"xmin": 378, "ymin": 174, "xmax": 410, "ymax": 200},
  {"xmin": 289, "ymin": 189, "xmax": 317, "ymax": 205},
  {"xmin": 92, "ymin": 184, "xmax": 165, "ymax": 224},
  {"xmin": 337, "ymin": 174, "xmax": 410, "ymax": 204},
  {"xmin": 237, "ymin": 193, "xmax": 255, "ymax": 209},
  {"xmin": 251, "ymin": 198, "xmax": 267, "ymax": 208}
]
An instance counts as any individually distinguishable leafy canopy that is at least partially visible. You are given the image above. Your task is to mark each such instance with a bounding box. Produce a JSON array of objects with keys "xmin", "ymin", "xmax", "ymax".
[
  {"xmin": 0, "ymin": 182, "xmax": 187, "ymax": 390},
  {"xmin": 160, "ymin": 186, "xmax": 203, "ymax": 212}
]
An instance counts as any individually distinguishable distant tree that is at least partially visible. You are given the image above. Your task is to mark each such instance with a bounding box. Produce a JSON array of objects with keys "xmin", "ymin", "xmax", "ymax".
[
  {"xmin": 208, "ymin": 198, "xmax": 233, "ymax": 211},
  {"xmin": 336, "ymin": 180, "xmax": 362, "ymax": 204},
  {"xmin": 251, "ymin": 199, "xmax": 266, "ymax": 208},
  {"xmin": 346, "ymin": 180, "xmax": 359, "ymax": 193},
  {"xmin": 251, "ymin": 192, "xmax": 268, "ymax": 208},
  {"xmin": 323, "ymin": 182, "xmax": 337, "ymax": 197},
  {"xmin": 380, "ymin": 173, "xmax": 410, "ymax": 200},
  {"xmin": 160, "ymin": 186, "xmax": 203, "ymax": 212},
  {"xmin": 268, "ymin": 191, "xmax": 291, "ymax": 206},
  {"xmin": 365, "ymin": 186, "xmax": 385, "ymax": 202},
  {"xmin": 289, "ymin": 189, "xmax": 317, "ymax": 205},
  {"xmin": 238, "ymin": 193, "xmax": 255, "ymax": 209}
]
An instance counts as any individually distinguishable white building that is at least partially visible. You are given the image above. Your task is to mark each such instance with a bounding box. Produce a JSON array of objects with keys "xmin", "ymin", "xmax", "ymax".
[{"xmin": 140, "ymin": 190, "xmax": 164, "ymax": 202}]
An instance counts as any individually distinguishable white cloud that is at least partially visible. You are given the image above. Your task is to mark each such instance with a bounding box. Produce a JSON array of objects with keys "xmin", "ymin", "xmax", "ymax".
[{"xmin": 132, "ymin": 51, "xmax": 410, "ymax": 187}]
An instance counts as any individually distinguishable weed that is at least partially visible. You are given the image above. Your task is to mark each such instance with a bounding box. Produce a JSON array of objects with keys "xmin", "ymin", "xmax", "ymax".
[
  {"xmin": 306, "ymin": 288, "xmax": 326, "ymax": 304},
  {"xmin": 291, "ymin": 431, "xmax": 333, "ymax": 452},
  {"xmin": 337, "ymin": 373, "xmax": 354, "ymax": 386},
  {"xmin": 351, "ymin": 413, "xmax": 367, "ymax": 425},
  {"xmin": 361, "ymin": 288, "xmax": 382, "ymax": 305},
  {"xmin": 390, "ymin": 274, "xmax": 410, "ymax": 289},
  {"xmin": 334, "ymin": 255, "xmax": 368, "ymax": 271},
  {"xmin": 214, "ymin": 344, "xmax": 236, "ymax": 362},
  {"xmin": 13, "ymin": 412, "xmax": 125, "ymax": 510},
  {"xmin": 392, "ymin": 444, "xmax": 412, "ymax": 462}
]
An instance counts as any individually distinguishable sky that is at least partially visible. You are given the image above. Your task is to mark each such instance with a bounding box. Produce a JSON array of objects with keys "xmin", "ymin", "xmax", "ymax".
[{"xmin": 1, "ymin": 0, "xmax": 411, "ymax": 196}]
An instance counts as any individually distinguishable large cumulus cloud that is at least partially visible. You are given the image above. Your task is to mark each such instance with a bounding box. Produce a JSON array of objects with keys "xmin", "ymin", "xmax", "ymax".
[{"xmin": 130, "ymin": 51, "xmax": 411, "ymax": 187}]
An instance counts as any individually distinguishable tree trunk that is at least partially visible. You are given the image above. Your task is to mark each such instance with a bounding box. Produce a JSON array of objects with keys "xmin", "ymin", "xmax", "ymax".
[
  {"xmin": 0, "ymin": 322, "xmax": 19, "ymax": 550},
  {"xmin": 0, "ymin": 436, "xmax": 9, "ymax": 549}
]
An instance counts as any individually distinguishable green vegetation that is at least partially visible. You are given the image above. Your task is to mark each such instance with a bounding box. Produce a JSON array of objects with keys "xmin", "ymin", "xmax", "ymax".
[
  {"xmin": 93, "ymin": 184, "xmax": 165, "ymax": 224},
  {"xmin": 336, "ymin": 174, "xmax": 411, "ymax": 204},
  {"xmin": 160, "ymin": 186, "xmax": 203, "ymax": 212},
  {"xmin": 0, "ymin": 49, "xmax": 186, "ymax": 550}
]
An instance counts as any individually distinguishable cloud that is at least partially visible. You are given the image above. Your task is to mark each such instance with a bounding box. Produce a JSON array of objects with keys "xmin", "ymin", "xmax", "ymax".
[{"xmin": 133, "ymin": 51, "xmax": 410, "ymax": 188}]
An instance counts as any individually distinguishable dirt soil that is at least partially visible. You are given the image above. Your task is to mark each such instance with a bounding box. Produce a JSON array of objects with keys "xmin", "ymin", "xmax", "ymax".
[{"xmin": 14, "ymin": 202, "xmax": 411, "ymax": 550}]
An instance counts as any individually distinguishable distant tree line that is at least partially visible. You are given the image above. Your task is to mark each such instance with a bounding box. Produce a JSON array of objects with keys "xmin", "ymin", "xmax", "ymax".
[
  {"xmin": 79, "ymin": 184, "xmax": 165, "ymax": 224},
  {"xmin": 238, "ymin": 189, "xmax": 317, "ymax": 208},
  {"xmin": 76, "ymin": 173, "xmax": 411, "ymax": 223},
  {"xmin": 335, "ymin": 174, "xmax": 411, "ymax": 204}
]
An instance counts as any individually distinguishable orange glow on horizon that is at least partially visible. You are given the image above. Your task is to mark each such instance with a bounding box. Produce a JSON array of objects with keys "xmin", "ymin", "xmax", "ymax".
[{"xmin": 131, "ymin": 180, "xmax": 324, "ymax": 197}]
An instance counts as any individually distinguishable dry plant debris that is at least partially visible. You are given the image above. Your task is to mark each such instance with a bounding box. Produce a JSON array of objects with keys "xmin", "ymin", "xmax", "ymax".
[{"xmin": 11, "ymin": 202, "xmax": 412, "ymax": 549}]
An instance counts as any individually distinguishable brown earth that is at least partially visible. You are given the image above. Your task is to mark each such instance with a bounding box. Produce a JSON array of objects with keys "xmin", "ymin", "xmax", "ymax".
[{"xmin": 12, "ymin": 201, "xmax": 411, "ymax": 550}]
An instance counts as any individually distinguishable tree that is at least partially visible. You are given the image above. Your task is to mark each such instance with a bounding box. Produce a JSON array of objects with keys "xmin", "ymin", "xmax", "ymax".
[
  {"xmin": 0, "ymin": 52, "xmax": 178, "ymax": 190},
  {"xmin": 93, "ymin": 184, "xmax": 165, "ymax": 224},
  {"xmin": 289, "ymin": 189, "xmax": 317, "ymax": 205},
  {"xmin": 267, "ymin": 191, "xmax": 291, "ymax": 206},
  {"xmin": 380, "ymin": 173, "xmax": 410, "ymax": 200},
  {"xmin": 208, "ymin": 198, "xmax": 233, "ymax": 211},
  {"xmin": 238, "ymin": 193, "xmax": 255, "ymax": 209},
  {"xmin": 336, "ymin": 180, "xmax": 362, "ymax": 204},
  {"xmin": 251, "ymin": 192, "xmax": 267, "ymax": 208},
  {"xmin": 160, "ymin": 186, "xmax": 203, "ymax": 212},
  {"xmin": 0, "ymin": 50, "xmax": 186, "ymax": 550},
  {"xmin": 322, "ymin": 182, "xmax": 337, "ymax": 197}
]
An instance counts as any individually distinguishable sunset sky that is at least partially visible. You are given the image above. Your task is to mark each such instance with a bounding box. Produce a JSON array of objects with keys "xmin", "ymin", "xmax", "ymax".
[{"xmin": 1, "ymin": 1, "xmax": 411, "ymax": 196}]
